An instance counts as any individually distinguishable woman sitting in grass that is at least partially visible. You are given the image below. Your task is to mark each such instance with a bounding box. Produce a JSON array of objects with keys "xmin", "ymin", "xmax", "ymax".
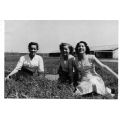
[
  {"xmin": 73, "ymin": 41, "xmax": 118, "ymax": 98},
  {"xmin": 57, "ymin": 43, "xmax": 75, "ymax": 86},
  {"xmin": 6, "ymin": 42, "xmax": 44, "ymax": 80}
]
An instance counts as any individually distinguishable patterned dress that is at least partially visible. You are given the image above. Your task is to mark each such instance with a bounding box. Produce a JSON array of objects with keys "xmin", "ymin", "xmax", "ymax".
[{"xmin": 74, "ymin": 55, "xmax": 112, "ymax": 96}]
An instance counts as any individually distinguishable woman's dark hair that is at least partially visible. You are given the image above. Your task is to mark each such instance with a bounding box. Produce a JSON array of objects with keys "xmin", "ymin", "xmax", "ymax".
[
  {"xmin": 59, "ymin": 43, "xmax": 74, "ymax": 55},
  {"xmin": 75, "ymin": 41, "xmax": 90, "ymax": 55},
  {"xmin": 28, "ymin": 42, "xmax": 39, "ymax": 50}
]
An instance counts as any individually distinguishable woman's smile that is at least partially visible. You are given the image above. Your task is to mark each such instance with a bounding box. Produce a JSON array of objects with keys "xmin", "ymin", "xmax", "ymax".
[{"xmin": 78, "ymin": 43, "xmax": 86, "ymax": 54}]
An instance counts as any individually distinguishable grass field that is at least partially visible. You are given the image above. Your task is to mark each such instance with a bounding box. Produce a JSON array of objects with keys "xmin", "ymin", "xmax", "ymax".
[{"xmin": 4, "ymin": 53, "xmax": 118, "ymax": 99}]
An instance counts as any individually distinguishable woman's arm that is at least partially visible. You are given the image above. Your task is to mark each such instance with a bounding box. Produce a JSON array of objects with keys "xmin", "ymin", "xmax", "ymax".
[
  {"xmin": 92, "ymin": 55, "xmax": 118, "ymax": 79},
  {"xmin": 6, "ymin": 56, "xmax": 24, "ymax": 80},
  {"xmin": 38, "ymin": 56, "xmax": 45, "ymax": 77}
]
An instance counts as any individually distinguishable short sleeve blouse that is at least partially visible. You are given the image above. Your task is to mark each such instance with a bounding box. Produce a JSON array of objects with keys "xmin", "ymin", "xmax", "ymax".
[{"xmin": 14, "ymin": 54, "xmax": 44, "ymax": 73}]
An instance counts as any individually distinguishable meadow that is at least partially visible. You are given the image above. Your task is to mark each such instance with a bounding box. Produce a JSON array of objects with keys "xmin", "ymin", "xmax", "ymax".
[{"xmin": 4, "ymin": 53, "xmax": 118, "ymax": 99}]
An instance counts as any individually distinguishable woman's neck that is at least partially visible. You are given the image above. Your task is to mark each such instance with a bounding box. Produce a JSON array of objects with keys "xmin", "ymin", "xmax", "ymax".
[
  {"xmin": 29, "ymin": 54, "xmax": 35, "ymax": 60},
  {"xmin": 62, "ymin": 54, "xmax": 69, "ymax": 60},
  {"xmin": 78, "ymin": 53, "xmax": 86, "ymax": 60}
]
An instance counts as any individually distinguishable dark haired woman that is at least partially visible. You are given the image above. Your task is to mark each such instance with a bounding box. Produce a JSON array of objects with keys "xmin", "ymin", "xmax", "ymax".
[
  {"xmin": 6, "ymin": 42, "xmax": 44, "ymax": 80},
  {"xmin": 73, "ymin": 41, "xmax": 118, "ymax": 98}
]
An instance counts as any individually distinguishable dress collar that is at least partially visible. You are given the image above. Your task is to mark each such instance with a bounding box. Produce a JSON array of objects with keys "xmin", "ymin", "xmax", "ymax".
[{"xmin": 28, "ymin": 54, "xmax": 37, "ymax": 60}]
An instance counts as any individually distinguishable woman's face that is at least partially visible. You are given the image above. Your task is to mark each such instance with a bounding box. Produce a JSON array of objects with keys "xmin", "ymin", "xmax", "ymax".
[
  {"xmin": 61, "ymin": 45, "xmax": 70, "ymax": 56},
  {"xmin": 29, "ymin": 45, "xmax": 38, "ymax": 56},
  {"xmin": 77, "ymin": 43, "xmax": 86, "ymax": 54}
]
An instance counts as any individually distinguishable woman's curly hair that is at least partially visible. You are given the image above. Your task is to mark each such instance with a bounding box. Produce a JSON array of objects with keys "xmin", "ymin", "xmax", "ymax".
[
  {"xmin": 28, "ymin": 42, "xmax": 39, "ymax": 50},
  {"xmin": 59, "ymin": 43, "xmax": 74, "ymax": 55},
  {"xmin": 75, "ymin": 41, "xmax": 90, "ymax": 55}
]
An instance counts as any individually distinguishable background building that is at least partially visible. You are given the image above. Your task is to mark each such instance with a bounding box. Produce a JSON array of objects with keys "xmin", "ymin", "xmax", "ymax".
[
  {"xmin": 90, "ymin": 45, "xmax": 118, "ymax": 59},
  {"xmin": 49, "ymin": 44, "xmax": 118, "ymax": 59}
]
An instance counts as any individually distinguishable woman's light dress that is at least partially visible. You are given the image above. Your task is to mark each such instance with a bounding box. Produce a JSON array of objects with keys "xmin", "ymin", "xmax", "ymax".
[{"xmin": 74, "ymin": 55, "xmax": 112, "ymax": 96}]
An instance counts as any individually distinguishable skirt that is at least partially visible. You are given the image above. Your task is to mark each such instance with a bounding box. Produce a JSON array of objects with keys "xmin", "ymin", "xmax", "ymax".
[{"xmin": 75, "ymin": 74, "xmax": 112, "ymax": 96}]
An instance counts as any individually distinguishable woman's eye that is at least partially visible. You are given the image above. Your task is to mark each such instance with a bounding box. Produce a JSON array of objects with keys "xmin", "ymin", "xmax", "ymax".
[{"xmin": 30, "ymin": 48, "xmax": 36, "ymax": 50}]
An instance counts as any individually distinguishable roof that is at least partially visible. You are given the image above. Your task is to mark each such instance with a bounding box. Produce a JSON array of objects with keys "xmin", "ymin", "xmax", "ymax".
[
  {"xmin": 90, "ymin": 45, "xmax": 118, "ymax": 51},
  {"xmin": 49, "ymin": 50, "xmax": 60, "ymax": 53},
  {"xmin": 49, "ymin": 44, "xmax": 118, "ymax": 53}
]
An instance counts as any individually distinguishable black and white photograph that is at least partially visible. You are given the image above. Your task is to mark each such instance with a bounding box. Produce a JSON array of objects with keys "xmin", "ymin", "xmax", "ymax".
[
  {"xmin": 0, "ymin": 1, "xmax": 120, "ymax": 120},
  {"xmin": 4, "ymin": 20, "xmax": 118, "ymax": 99}
]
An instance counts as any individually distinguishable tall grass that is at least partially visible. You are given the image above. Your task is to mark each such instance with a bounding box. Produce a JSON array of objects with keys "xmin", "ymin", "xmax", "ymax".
[{"xmin": 5, "ymin": 54, "xmax": 118, "ymax": 99}]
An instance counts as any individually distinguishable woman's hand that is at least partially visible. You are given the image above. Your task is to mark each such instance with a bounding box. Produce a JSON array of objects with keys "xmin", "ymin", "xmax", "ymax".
[
  {"xmin": 5, "ymin": 75, "xmax": 11, "ymax": 81},
  {"xmin": 114, "ymin": 73, "xmax": 118, "ymax": 79},
  {"xmin": 38, "ymin": 72, "xmax": 45, "ymax": 78}
]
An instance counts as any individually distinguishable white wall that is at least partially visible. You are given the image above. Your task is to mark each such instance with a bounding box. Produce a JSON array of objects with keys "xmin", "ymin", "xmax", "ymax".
[{"xmin": 113, "ymin": 49, "xmax": 118, "ymax": 59}]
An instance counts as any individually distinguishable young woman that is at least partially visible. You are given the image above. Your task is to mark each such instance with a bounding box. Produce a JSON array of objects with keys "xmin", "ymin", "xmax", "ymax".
[
  {"xmin": 6, "ymin": 42, "xmax": 44, "ymax": 80},
  {"xmin": 73, "ymin": 41, "xmax": 118, "ymax": 98},
  {"xmin": 57, "ymin": 43, "xmax": 75, "ymax": 85}
]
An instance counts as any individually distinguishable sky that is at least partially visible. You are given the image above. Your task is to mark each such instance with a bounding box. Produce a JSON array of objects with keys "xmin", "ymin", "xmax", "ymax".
[{"xmin": 5, "ymin": 20, "xmax": 118, "ymax": 53}]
